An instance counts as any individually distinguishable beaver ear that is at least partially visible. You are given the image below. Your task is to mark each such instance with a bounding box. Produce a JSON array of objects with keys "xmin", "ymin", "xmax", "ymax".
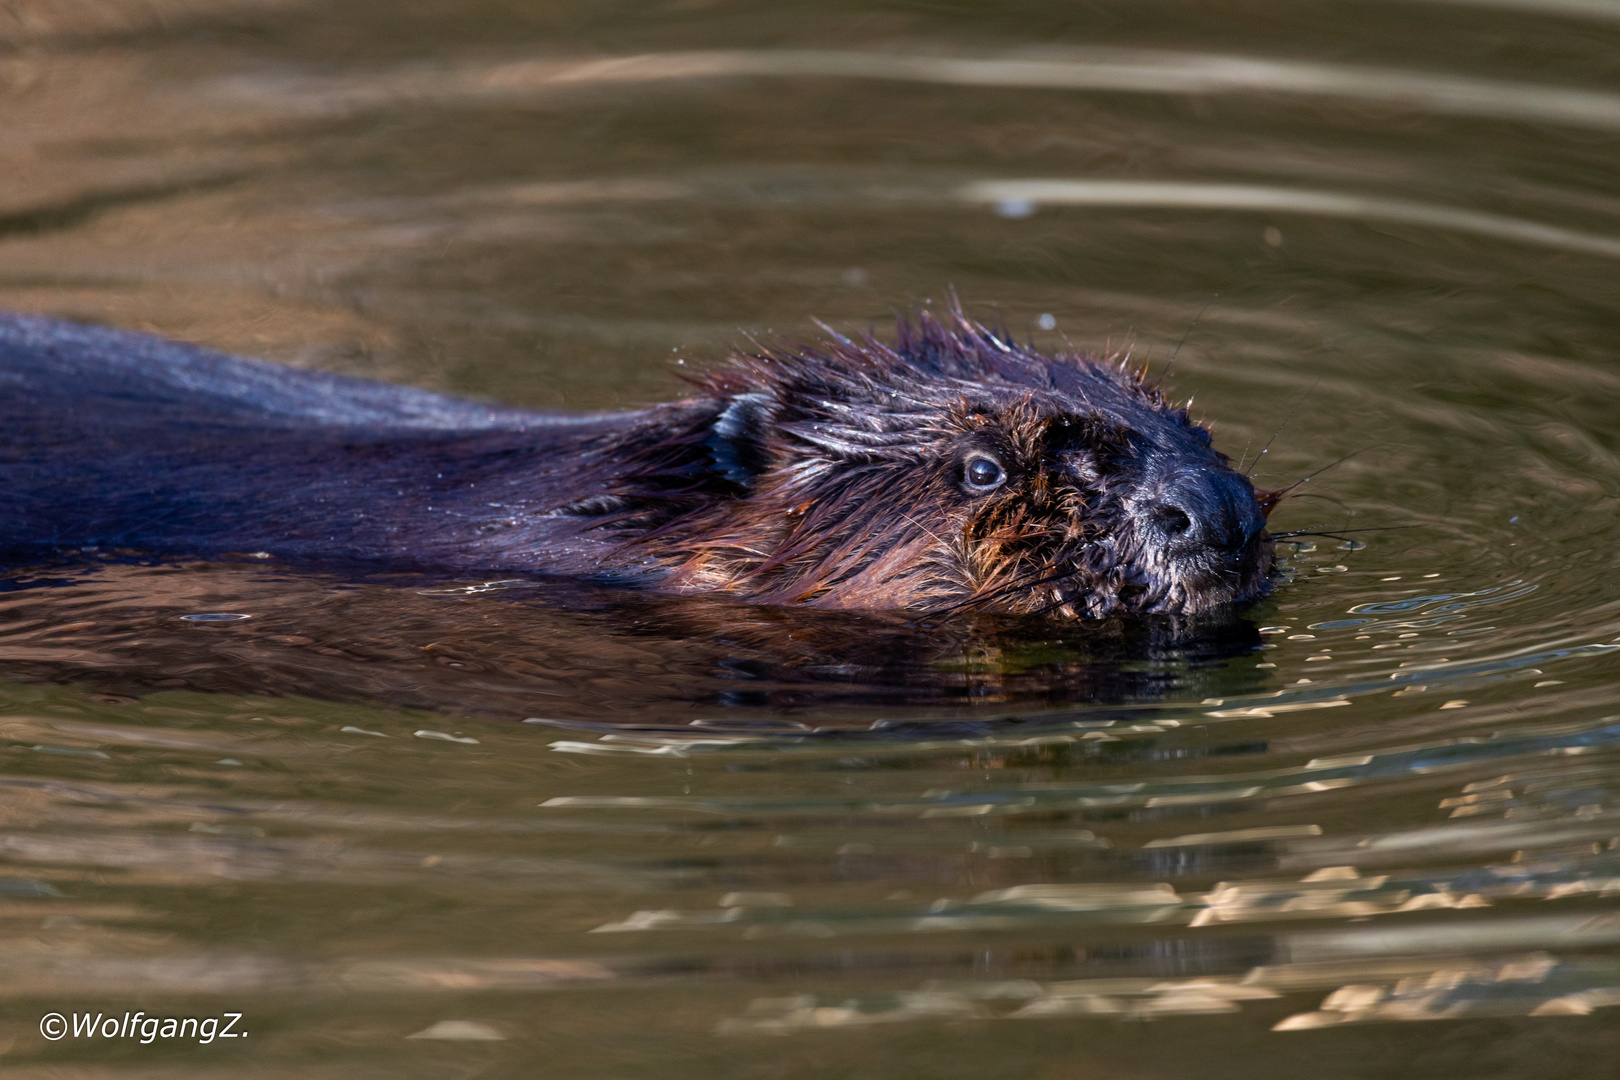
[{"xmin": 706, "ymin": 391, "xmax": 776, "ymax": 489}]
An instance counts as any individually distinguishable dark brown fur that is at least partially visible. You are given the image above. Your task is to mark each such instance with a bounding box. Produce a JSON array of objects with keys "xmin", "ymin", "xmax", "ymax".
[{"xmin": 0, "ymin": 309, "xmax": 1273, "ymax": 618}]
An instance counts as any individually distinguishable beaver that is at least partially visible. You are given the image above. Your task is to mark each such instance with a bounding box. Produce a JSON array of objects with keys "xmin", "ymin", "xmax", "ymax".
[{"xmin": 0, "ymin": 308, "xmax": 1274, "ymax": 618}]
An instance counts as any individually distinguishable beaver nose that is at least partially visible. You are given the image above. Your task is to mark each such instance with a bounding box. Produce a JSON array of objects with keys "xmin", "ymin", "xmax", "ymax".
[{"xmin": 1148, "ymin": 470, "xmax": 1265, "ymax": 558}]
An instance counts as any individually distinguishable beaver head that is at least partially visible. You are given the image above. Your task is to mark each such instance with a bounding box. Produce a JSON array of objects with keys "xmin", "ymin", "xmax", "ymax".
[{"xmin": 585, "ymin": 310, "xmax": 1274, "ymax": 618}]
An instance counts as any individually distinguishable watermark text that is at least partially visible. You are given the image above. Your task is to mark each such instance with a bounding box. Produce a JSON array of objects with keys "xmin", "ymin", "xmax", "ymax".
[{"xmin": 40, "ymin": 1011, "xmax": 245, "ymax": 1044}]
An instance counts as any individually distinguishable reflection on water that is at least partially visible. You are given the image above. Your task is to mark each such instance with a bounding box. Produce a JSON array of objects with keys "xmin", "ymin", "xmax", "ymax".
[
  {"xmin": 205, "ymin": 46, "xmax": 1620, "ymax": 131},
  {"xmin": 961, "ymin": 179, "xmax": 1620, "ymax": 258},
  {"xmin": 0, "ymin": 560, "xmax": 1277, "ymax": 716},
  {"xmin": 3, "ymin": 0, "xmax": 1620, "ymax": 1075}
]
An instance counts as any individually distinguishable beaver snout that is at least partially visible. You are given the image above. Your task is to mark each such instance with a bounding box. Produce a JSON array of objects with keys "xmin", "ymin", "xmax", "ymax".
[
  {"xmin": 1122, "ymin": 461, "xmax": 1274, "ymax": 615},
  {"xmin": 1146, "ymin": 467, "xmax": 1268, "ymax": 562}
]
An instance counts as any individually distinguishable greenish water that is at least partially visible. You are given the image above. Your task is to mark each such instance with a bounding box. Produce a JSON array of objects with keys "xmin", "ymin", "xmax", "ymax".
[{"xmin": 3, "ymin": 1, "xmax": 1620, "ymax": 1076}]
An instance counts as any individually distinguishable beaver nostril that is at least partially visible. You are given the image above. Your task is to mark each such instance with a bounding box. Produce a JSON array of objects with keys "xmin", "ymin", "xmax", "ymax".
[
  {"xmin": 1153, "ymin": 505, "xmax": 1192, "ymax": 535},
  {"xmin": 1149, "ymin": 466, "xmax": 1269, "ymax": 561}
]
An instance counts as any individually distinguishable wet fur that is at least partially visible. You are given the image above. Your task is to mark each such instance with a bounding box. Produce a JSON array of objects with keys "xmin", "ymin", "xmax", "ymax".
[{"xmin": 0, "ymin": 310, "xmax": 1273, "ymax": 618}]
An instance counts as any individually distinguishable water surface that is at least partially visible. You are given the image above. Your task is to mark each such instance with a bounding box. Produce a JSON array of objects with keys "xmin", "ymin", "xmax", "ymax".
[{"xmin": 2, "ymin": 0, "xmax": 1620, "ymax": 1075}]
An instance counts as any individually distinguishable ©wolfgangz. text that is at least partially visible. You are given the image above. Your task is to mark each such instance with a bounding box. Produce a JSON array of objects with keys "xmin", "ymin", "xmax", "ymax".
[{"xmin": 39, "ymin": 1012, "xmax": 245, "ymax": 1044}]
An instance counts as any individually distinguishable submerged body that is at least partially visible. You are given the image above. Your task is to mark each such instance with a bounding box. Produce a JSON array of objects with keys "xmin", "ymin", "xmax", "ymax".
[{"xmin": 0, "ymin": 311, "xmax": 1273, "ymax": 618}]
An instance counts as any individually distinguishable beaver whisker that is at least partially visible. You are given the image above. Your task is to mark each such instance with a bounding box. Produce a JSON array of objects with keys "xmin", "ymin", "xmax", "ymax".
[
  {"xmin": 1272, "ymin": 524, "xmax": 1415, "ymax": 536},
  {"xmin": 1272, "ymin": 531, "xmax": 1361, "ymax": 545},
  {"xmin": 1272, "ymin": 525, "xmax": 1419, "ymax": 541},
  {"xmin": 1152, "ymin": 293, "xmax": 1218, "ymax": 392},
  {"xmin": 1259, "ymin": 445, "xmax": 1380, "ymax": 513},
  {"xmin": 895, "ymin": 512, "xmax": 952, "ymax": 552},
  {"xmin": 1243, "ymin": 378, "xmax": 1319, "ymax": 477},
  {"xmin": 1278, "ymin": 491, "xmax": 1354, "ymax": 515},
  {"xmin": 929, "ymin": 565, "xmax": 1085, "ymax": 618},
  {"xmin": 1018, "ymin": 588, "xmax": 1080, "ymax": 620}
]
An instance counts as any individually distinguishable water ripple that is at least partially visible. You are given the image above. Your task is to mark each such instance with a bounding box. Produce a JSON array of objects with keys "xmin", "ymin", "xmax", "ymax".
[
  {"xmin": 211, "ymin": 48, "xmax": 1620, "ymax": 133},
  {"xmin": 960, "ymin": 180, "xmax": 1620, "ymax": 259}
]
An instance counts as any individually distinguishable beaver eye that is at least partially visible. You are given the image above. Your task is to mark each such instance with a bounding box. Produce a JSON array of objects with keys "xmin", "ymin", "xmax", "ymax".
[{"xmin": 964, "ymin": 455, "xmax": 1006, "ymax": 492}]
